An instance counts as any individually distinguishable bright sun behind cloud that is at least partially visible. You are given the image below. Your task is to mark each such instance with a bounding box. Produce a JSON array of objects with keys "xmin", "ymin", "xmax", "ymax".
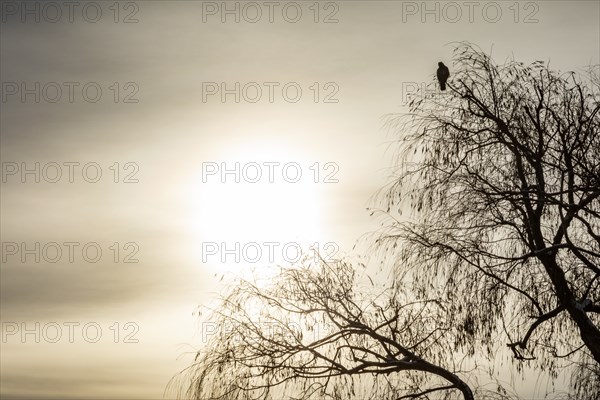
[{"xmin": 182, "ymin": 140, "xmax": 330, "ymax": 273}]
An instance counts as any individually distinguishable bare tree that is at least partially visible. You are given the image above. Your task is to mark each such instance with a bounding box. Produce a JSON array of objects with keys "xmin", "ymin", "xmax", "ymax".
[
  {"xmin": 379, "ymin": 43, "xmax": 599, "ymax": 382},
  {"xmin": 179, "ymin": 43, "xmax": 598, "ymax": 399},
  {"xmin": 176, "ymin": 258, "xmax": 478, "ymax": 400}
]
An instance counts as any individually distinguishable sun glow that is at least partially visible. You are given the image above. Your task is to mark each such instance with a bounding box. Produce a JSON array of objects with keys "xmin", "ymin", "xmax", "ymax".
[{"xmin": 182, "ymin": 141, "xmax": 330, "ymax": 272}]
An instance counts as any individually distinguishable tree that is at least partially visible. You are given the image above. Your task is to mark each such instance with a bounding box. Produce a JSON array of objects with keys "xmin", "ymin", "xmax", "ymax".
[
  {"xmin": 176, "ymin": 258, "xmax": 484, "ymax": 400},
  {"xmin": 179, "ymin": 43, "xmax": 599, "ymax": 398},
  {"xmin": 379, "ymin": 42, "xmax": 599, "ymax": 379}
]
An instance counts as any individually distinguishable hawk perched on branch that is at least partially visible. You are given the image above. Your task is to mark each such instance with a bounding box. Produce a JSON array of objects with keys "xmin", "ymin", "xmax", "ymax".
[{"xmin": 436, "ymin": 62, "xmax": 450, "ymax": 91}]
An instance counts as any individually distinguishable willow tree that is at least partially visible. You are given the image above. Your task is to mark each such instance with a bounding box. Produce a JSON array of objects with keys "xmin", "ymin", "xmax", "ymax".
[
  {"xmin": 179, "ymin": 43, "xmax": 599, "ymax": 399},
  {"xmin": 379, "ymin": 43, "xmax": 599, "ymax": 383},
  {"xmin": 176, "ymin": 258, "xmax": 504, "ymax": 400}
]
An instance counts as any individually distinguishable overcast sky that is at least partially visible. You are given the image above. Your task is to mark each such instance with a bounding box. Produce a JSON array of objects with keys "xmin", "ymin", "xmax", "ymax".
[{"xmin": 1, "ymin": 1, "xmax": 599, "ymax": 398}]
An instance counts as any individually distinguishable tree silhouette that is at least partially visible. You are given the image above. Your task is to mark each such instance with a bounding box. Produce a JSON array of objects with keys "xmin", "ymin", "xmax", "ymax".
[
  {"xmin": 179, "ymin": 43, "xmax": 599, "ymax": 399},
  {"xmin": 177, "ymin": 258, "xmax": 482, "ymax": 400},
  {"xmin": 380, "ymin": 42, "xmax": 599, "ymax": 384}
]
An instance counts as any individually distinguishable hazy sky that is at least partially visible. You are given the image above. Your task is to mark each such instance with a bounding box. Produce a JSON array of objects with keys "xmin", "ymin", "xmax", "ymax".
[{"xmin": 1, "ymin": 1, "xmax": 599, "ymax": 398}]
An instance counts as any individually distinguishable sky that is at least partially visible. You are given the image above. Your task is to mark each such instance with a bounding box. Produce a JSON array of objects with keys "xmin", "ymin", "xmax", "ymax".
[{"xmin": 1, "ymin": 1, "xmax": 599, "ymax": 398}]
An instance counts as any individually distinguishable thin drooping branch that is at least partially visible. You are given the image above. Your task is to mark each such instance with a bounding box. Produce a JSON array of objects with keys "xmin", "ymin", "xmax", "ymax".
[{"xmin": 507, "ymin": 305, "xmax": 564, "ymax": 360}]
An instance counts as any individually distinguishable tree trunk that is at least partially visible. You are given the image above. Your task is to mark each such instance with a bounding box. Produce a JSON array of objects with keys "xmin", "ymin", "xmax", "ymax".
[{"xmin": 544, "ymin": 257, "xmax": 600, "ymax": 365}]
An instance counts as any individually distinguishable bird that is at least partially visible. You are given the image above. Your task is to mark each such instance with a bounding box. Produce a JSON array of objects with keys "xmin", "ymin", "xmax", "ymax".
[{"xmin": 436, "ymin": 62, "xmax": 450, "ymax": 91}]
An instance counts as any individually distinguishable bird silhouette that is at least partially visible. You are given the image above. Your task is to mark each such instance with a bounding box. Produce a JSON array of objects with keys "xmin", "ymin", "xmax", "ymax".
[{"xmin": 436, "ymin": 62, "xmax": 450, "ymax": 91}]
